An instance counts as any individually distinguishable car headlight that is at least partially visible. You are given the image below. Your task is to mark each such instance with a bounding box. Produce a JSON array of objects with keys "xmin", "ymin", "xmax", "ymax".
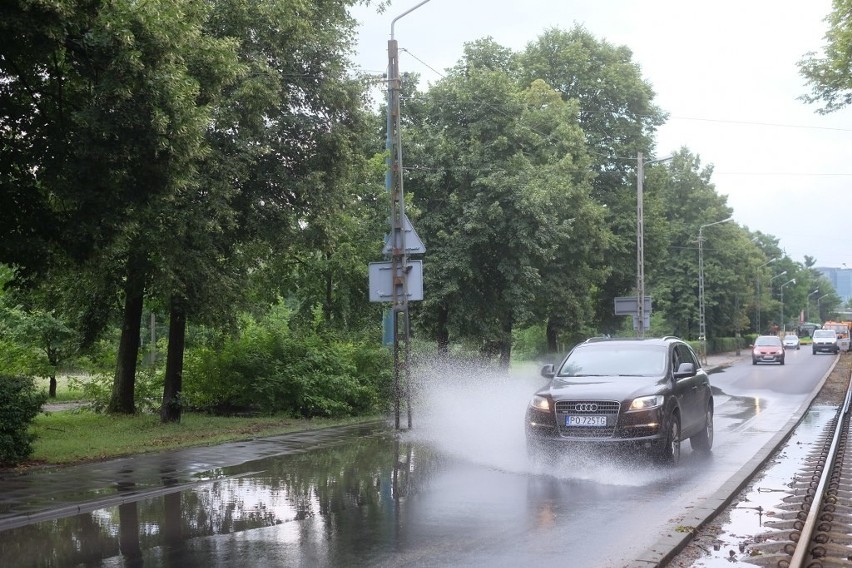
[
  {"xmin": 629, "ymin": 395, "xmax": 663, "ymax": 411},
  {"xmin": 530, "ymin": 395, "xmax": 551, "ymax": 411}
]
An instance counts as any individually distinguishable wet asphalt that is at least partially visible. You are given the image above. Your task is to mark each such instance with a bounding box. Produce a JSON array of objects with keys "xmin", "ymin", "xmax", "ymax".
[{"xmin": 0, "ymin": 353, "xmax": 742, "ymax": 533}]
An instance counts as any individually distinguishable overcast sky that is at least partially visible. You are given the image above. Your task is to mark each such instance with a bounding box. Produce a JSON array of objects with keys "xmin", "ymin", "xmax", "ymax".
[{"xmin": 350, "ymin": 0, "xmax": 852, "ymax": 268}]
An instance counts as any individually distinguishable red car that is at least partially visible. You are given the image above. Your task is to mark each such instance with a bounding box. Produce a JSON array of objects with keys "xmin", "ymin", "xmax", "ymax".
[{"xmin": 752, "ymin": 335, "xmax": 785, "ymax": 365}]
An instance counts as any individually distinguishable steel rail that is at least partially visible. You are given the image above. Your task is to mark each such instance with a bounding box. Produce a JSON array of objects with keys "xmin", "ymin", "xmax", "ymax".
[{"xmin": 788, "ymin": 374, "xmax": 852, "ymax": 567}]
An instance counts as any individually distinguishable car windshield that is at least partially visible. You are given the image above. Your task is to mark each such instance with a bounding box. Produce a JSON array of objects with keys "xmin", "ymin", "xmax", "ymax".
[
  {"xmin": 814, "ymin": 330, "xmax": 836, "ymax": 338},
  {"xmin": 754, "ymin": 336, "xmax": 782, "ymax": 346},
  {"xmin": 557, "ymin": 344, "xmax": 667, "ymax": 377}
]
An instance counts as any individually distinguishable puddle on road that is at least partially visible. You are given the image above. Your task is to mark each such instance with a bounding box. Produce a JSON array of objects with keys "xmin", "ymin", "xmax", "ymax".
[
  {"xmin": 0, "ymin": 356, "xmax": 715, "ymax": 567},
  {"xmin": 680, "ymin": 405, "xmax": 837, "ymax": 567}
]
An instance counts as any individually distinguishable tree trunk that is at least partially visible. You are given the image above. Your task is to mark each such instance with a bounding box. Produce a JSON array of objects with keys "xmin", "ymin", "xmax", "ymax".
[
  {"xmin": 160, "ymin": 296, "xmax": 187, "ymax": 424},
  {"xmin": 47, "ymin": 347, "xmax": 58, "ymax": 398},
  {"xmin": 324, "ymin": 251, "xmax": 333, "ymax": 323},
  {"xmin": 546, "ymin": 317, "xmax": 559, "ymax": 354},
  {"xmin": 499, "ymin": 315, "xmax": 513, "ymax": 370},
  {"xmin": 109, "ymin": 251, "xmax": 147, "ymax": 414},
  {"xmin": 436, "ymin": 303, "xmax": 449, "ymax": 353}
]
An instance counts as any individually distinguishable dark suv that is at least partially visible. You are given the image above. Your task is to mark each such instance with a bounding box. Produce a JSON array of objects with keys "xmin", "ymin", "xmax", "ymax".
[{"xmin": 525, "ymin": 337, "xmax": 713, "ymax": 465}]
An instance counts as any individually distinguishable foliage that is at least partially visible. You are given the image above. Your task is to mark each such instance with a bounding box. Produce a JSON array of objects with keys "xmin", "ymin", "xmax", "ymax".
[
  {"xmin": 799, "ymin": 0, "xmax": 852, "ymax": 113},
  {"xmin": 0, "ymin": 375, "xmax": 47, "ymax": 466},
  {"xmin": 76, "ymin": 366, "xmax": 163, "ymax": 415},
  {"xmin": 182, "ymin": 305, "xmax": 392, "ymax": 417}
]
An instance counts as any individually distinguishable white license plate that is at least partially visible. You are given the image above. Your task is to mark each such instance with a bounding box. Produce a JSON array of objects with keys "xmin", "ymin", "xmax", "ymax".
[{"xmin": 566, "ymin": 415, "xmax": 606, "ymax": 427}]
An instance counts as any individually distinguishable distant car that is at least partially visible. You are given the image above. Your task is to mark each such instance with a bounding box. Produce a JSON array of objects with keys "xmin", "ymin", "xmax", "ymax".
[
  {"xmin": 752, "ymin": 335, "xmax": 785, "ymax": 365},
  {"xmin": 812, "ymin": 329, "xmax": 839, "ymax": 355},
  {"xmin": 782, "ymin": 333, "xmax": 800, "ymax": 350},
  {"xmin": 525, "ymin": 336, "xmax": 713, "ymax": 466}
]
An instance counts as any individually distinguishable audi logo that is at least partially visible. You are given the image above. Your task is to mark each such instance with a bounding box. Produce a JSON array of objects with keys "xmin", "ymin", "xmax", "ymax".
[{"xmin": 574, "ymin": 403, "xmax": 598, "ymax": 412}]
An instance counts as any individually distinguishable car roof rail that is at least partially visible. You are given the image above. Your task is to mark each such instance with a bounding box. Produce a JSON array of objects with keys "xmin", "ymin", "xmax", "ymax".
[
  {"xmin": 583, "ymin": 336, "xmax": 613, "ymax": 343},
  {"xmin": 661, "ymin": 335, "xmax": 681, "ymax": 342}
]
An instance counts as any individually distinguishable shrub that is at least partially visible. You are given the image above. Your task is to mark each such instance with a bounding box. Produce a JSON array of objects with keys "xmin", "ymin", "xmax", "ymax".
[
  {"xmin": 0, "ymin": 375, "xmax": 47, "ymax": 466},
  {"xmin": 182, "ymin": 308, "xmax": 393, "ymax": 418}
]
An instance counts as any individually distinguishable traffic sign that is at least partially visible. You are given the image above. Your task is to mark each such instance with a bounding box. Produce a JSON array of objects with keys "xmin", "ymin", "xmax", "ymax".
[
  {"xmin": 368, "ymin": 261, "xmax": 424, "ymax": 302},
  {"xmin": 383, "ymin": 214, "xmax": 426, "ymax": 255},
  {"xmin": 614, "ymin": 296, "xmax": 652, "ymax": 316}
]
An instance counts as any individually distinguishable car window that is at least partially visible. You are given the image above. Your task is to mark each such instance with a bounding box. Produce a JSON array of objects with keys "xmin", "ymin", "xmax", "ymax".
[
  {"xmin": 754, "ymin": 336, "xmax": 782, "ymax": 346},
  {"xmin": 558, "ymin": 345, "xmax": 667, "ymax": 377},
  {"xmin": 814, "ymin": 330, "xmax": 836, "ymax": 338},
  {"xmin": 675, "ymin": 343, "xmax": 699, "ymax": 369}
]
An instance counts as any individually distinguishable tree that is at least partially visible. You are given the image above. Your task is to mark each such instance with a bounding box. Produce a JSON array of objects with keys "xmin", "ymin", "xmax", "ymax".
[
  {"xmin": 405, "ymin": 39, "xmax": 606, "ymax": 365},
  {"xmin": 799, "ymin": 0, "xmax": 852, "ymax": 113},
  {"xmin": 516, "ymin": 26, "xmax": 667, "ymax": 332},
  {"xmin": 154, "ymin": 0, "xmax": 369, "ymax": 422}
]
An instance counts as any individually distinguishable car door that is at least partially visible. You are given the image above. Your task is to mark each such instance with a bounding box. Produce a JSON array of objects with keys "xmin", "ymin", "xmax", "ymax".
[{"xmin": 673, "ymin": 343, "xmax": 706, "ymax": 437}]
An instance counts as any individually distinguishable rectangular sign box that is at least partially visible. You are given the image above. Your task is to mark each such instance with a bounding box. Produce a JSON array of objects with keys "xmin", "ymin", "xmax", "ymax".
[{"xmin": 368, "ymin": 261, "xmax": 423, "ymax": 302}]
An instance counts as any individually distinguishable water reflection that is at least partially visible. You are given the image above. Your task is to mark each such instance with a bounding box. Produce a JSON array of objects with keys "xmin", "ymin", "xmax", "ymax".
[{"xmin": 0, "ymin": 433, "xmax": 431, "ymax": 568}]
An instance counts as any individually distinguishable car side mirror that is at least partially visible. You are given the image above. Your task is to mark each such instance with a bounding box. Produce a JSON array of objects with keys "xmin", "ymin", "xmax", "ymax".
[
  {"xmin": 674, "ymin": 362, "xmax": 695, "ymax": 378},
  {"xmin": 541, "ymin": 364, "xmax": 555, "ymax": 379}
]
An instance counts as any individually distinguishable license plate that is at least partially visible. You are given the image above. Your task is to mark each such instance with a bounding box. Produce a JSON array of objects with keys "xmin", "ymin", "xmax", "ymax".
[{"xmin": 566, "ymin": 415, "xmax": 606, "ymax": 427}]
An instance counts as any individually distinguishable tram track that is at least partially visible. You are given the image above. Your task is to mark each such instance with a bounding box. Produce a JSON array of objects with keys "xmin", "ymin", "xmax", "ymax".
[
  {"xmin": 663, "ymin": 353, "xmax": 852, "ymax": 568},
  {"xmin": 746, "ymin": 376, "xmax": 852, "ymax": 567}
]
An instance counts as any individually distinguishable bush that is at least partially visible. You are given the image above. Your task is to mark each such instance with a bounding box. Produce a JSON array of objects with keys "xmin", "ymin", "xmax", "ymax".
[
  {"xmin": 182, "ymin": 308, "xmax": 393, "ymax": 418},
  {"xmin": 0, "ymin": 375, "xmax": 47, "ymax": 466}
]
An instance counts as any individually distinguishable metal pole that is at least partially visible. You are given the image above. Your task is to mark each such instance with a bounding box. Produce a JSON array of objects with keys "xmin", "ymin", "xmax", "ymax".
[
  {"xmin": 698, "ymin": 226, "xmax": 706, "ymax": 363},
  {"xmin": 698, "ymin": 217, "xmax": 732, "ymax": 363},
  {"xmin": 387, "ymin": 0, "xmax": 433, "ymax": 430},
  {"xmin": 806, "ymin": 289, "xmax": 819, "ymax": 322},
  {"xmin": 387, "ymin": 37, "xmax": 403, "ymax": 429},
  {"xmin": 755, "ymin": 257, "xmax": 777, "ymax": 334},
  {"xmin": 637, "ymin": 152, "xmax": 645, "ymax": 338}
]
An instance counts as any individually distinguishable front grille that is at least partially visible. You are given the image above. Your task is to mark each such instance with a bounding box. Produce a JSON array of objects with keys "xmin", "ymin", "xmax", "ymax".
[{"xmin": 555, "ymin": 400, "xmax": 620, "ymax": 438}]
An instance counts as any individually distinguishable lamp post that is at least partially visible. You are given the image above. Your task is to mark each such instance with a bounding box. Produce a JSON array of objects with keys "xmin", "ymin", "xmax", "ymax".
[
  {"xmin": 806, "ymin": 288, "xmax": 820, "ymax": 323},
  {"xmin": 698, "ymin": 216, "xmax": 734, "ymax": 363},
  {"xmin": 386, "ymin": 0, "xmax": 433, "ymax": 430},
  {"xmin": 755, "ymin": 257, "xmax": 777, "ymax": 334},
  {"xmin": 779, "ymin": 278, "xmax": 796, "ymax": 333},
  {"xmin": 817, "ymin": 293, "xmax": 830, "ymax": 322},
  {"xmin": 767, "ymin": 271, "xmax": 787, "ymax": 331},
  {"xmin": 636, "ymin": 153, "xmax": 673, "ymax": 338}
]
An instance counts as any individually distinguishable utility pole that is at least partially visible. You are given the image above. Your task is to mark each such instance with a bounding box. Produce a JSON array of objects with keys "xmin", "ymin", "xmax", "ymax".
[
  {"xmin": 384, "ymin": 1, "xmax": 432, "ymax": 430},
  {"xmin": 387, "ymin": 36, "xmax": 410, "ymax": 430},
  {"xmin": 636, "ymin": 153, "xmax": 645, "ymax": 338}
]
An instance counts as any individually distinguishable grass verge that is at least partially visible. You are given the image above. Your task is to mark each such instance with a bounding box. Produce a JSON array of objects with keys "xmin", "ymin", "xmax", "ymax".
[{"xmin": 27, "ymin": 410, "xmax": 384, "ymax": 468}]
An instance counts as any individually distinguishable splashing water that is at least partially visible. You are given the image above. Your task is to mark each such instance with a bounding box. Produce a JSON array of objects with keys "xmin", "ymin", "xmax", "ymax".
[{"xmin": 403, "ymin": 354, "xmax": 666, "ymax": 487}]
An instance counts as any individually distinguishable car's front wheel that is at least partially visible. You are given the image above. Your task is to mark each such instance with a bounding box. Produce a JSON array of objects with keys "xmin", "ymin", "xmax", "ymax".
[
  {"xmin": 690, "ymin": 403, "xmax": 713, "ymax": 453},
  {"xmin": 656, "ymin": 412, "xmax": 681, "ymax": 465}
]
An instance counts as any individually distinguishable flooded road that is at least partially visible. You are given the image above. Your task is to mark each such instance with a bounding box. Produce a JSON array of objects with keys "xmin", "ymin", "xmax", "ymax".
[{"xmin": 0, "ymin": 351, "xmax": 836, "ymax": 567}]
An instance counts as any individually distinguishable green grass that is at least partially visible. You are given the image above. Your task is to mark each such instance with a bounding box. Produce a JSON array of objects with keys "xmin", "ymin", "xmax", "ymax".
[
  {"xmin": 28, "ymin": 410, "xmax": 383, "ymax": 466},
  {"xmin": 33, "ymin": 374, "xmax": 87, "ymax": 402}
]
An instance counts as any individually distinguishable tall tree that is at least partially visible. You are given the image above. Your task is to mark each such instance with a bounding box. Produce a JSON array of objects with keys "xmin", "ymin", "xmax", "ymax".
[
  {"xmin": 405, "ymin": 39, "xmax": 606, "ymax": 364},
  {"xmin": 799, "ymin": 0, "xmax": 852, "ymax": 113},
  {"xmin": 516, "ymin": 26, "xmax": 667, "ymax": 331}
]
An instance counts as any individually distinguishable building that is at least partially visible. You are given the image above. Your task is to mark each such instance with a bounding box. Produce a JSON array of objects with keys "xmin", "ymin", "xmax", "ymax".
[{"xmin": 816, "ymin": 267, "xmax": 852, "ymax": 303}]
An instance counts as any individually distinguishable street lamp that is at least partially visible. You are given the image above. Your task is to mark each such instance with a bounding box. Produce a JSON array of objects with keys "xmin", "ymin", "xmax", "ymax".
[
  {"xmin": 806, "ymin": 288, "xmax": 820, "ymax": 323},
  {"xmin": 636, "ymin": 153, "xmax": 673, "ymax": 338},
  {"xmin": 698, "ymin": 216, "xmax": 734, "ymax": 363},
  {"xmin": 817, "ymin": 293, "xmax": 830, "ymax": 322},
  {"xmin": 766, "ymin": 271, "xmax": 787, "ymax": 332},
  {"xmin": 754, "ymin": 257, "xmax": 777, "ymax": 334},
  {"xmin": 779, "ymin": 278, "xmax": 796, "ymax": 333},
  {"xmin": 386, "ymin": 0, "xmax": 434, "ymax": 430}
]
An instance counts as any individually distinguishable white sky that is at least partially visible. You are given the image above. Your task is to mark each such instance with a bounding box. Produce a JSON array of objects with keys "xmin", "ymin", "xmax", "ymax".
[{"xmin": 350, "ymin": 0, "xmax": 852, "ymax": 268}]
